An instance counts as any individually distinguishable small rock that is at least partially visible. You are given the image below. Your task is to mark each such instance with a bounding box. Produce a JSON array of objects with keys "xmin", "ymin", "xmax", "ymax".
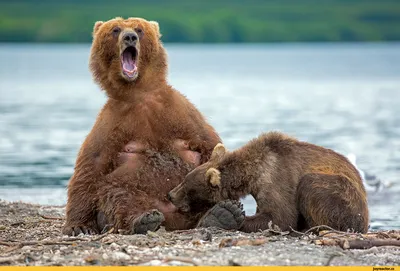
[
  {"xmin": 147, "ymin": 231, "xmax": 159, "ymax": 238},
  {"xmin": 192, "ymin": 239, "xmax": 202, "ymax": 246},
  {"xmin": 141, "ymin": 259, "xmax": 162, "ymax": 266},
  {"xmin": 228, "ymin": 259, "xmax": 241, "ymax": 266},
  {"xmin": 112, "ymin": 251, "xmax": 131, "ymax": 261},
  {"xmin": 201, "ymin": 229, "xmax": 213, "ymax": 242},
  {"xmin": 21, "ymin": 246, "xmax": 31, "ymax": 252},
  {"xmin": 109, "ymin": 242, "xmax": 120, "ymax": 249},
  {"xmin": 51, "ymin": 255, "xmax": 63, "ymax": 263},
  {"xmin": 0, "ymin": 225, "xmax": 6, "ymax": 230},
  {"xmin": 125, "ymin": 245, "xmax": 139, "ymax": 254},
  {"xmin": 102, "ymin": 253, "xmax": 109, "ymax": 260},
  {"xmin": 84, "ymin": 255, "xmax": 100, "ymax": 265}
]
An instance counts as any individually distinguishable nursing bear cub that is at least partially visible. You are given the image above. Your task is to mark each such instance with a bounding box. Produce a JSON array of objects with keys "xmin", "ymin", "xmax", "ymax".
[
  {"xmin": 62, "ymin": 17, "xmax": 221, "ymax": 236},
  {"xmin": 169, "ymin": 131, "xmax": 369, "ymax": 233}
]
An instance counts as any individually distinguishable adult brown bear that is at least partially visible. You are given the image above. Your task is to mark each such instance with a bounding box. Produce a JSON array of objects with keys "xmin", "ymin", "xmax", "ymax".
[
  {"xmin": 169, "ymin": 132, "xmax": 369, "ymax": 233},
  {"xmin": 62, "ymin": 17, "xmax": 221, "ymax": 235}
]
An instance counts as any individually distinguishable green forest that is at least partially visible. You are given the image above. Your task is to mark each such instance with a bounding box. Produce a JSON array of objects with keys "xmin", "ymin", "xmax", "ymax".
[{"xmin": 1, "ymin": 0, "xmax": 400, "ymax": 43}]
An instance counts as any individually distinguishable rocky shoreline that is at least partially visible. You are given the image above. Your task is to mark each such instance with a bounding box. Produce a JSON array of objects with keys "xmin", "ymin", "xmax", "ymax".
[{"xmin": 0, "ymin": 200, "xmax": 399, "ymax": 266}]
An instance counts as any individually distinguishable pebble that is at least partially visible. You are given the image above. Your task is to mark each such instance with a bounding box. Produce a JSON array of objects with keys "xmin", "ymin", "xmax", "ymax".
[
  {"xmin": 141, "ymin": 260, "xmax": 162, "ymax": 266},
  {"xmin": 1, "ymin": 201, "xmax": 399, "ymax": 266},
  {"xmin": 102, "ymin": 253, "xmax": 109, "ymax": 260},
  {"xmin": 112, "ymin": 251, "xmax": 131, "ymax": 261},
  {"xmin": 109, "ymin": 243, "xmax": 120, "ymax": 249},
  {"xmin": 21, "ymin": 246, "xmax": 31, "ymax": 252}
]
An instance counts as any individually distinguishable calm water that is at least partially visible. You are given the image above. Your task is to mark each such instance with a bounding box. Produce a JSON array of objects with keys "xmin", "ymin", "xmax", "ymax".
[{"xmin": 0, "ymin": 43, "xmax": 399, "ymax": 230}]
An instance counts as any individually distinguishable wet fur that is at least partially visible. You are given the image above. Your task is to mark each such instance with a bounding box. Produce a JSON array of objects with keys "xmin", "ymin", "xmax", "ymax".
[
  {"xmin": 169, "ymin": 132, "xmax": 369, "ymax": 233},
  {"xmin": 62, "ymin": 17, "xmax": 221, "ymax": 235}
]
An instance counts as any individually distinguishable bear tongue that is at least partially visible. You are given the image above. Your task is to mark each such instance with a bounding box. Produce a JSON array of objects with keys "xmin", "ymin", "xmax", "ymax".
[{"xmin": 122, "ymin": 50, "xmax": 136, "ymax": 73}]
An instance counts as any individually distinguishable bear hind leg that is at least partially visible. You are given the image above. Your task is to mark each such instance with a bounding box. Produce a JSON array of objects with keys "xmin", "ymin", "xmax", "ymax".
[{"xmin": 296, "ymin": 173, "xmax": 369, "ymax": 233}]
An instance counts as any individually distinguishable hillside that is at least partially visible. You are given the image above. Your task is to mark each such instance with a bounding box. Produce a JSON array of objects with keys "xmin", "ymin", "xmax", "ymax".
[{"xmin": 0, "ymin": 0, "xmax": 400, "ymax": 43}]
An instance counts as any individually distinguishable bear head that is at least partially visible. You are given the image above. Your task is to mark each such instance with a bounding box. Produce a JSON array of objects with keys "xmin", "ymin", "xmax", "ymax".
[
  {"xmin": 168, "ymin": 143, "xmax": 229, "ymax": 213},
  {"xmin": 89, "ymin": 17, "xmax": 167, "ymax": 99}
]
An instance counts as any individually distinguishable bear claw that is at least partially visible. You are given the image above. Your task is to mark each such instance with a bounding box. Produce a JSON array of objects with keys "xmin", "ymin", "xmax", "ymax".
[
  {"xmin": 132, "ymin": 209, "xmax": 165, "ymax": 234},
  {"xmin": 62, "ymin": 225, "xmax": 99, "ymax": 236},
  {"xmin": 197, "ymin": 200, "xmax": 245, "ymax": 230}
]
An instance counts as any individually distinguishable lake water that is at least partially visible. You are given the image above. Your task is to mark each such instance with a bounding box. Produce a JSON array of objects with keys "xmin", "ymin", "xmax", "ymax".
[{"xmin": 0, "ymin": 43, "xmax": 399, "ymax": 230}]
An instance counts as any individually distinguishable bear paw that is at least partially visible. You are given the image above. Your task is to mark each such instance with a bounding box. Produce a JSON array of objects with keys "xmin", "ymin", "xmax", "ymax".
[
  {"xmin": 197, "ymin": 200, "xmax": 245, "ymax": 230},
  {"xmin": 131, "ymin": 209, "xmax": 165, "ymax": 234}
]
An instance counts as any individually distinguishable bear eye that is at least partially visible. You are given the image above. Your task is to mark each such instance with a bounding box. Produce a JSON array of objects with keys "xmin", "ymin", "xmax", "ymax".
[
  {"xmin": 112, "ymin": 27, "xmax": 121, "ymax": 35},
  {"xmin": 135, "ymin": 28, "xmax": 144, "ymax": 37}
]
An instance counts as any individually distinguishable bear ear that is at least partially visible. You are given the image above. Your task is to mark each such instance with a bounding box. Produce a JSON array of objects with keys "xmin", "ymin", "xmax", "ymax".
[
  {"xmin": 206, "ymin": 168, "xmax": 221, "ymax": 187},
  {"xmin": 210, "ymin": 143, "xmax": 226, "ymax": 163},
  {"xmin": 93, "ymin": 21, "xmax": 104, "ymax": 36},
  {"xmin": 149, "ymin": 21, "xmax": 161, "ymax": 38}
]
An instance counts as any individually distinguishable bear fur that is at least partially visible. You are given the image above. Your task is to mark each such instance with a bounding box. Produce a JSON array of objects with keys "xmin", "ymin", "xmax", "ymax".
[
  {"xmin": 62, "ymin": 17, "xmax": 221, "ymax": 235},
  {"xmin": 168, "ymin": 131, "xmax": 369, "ymax": 233}
]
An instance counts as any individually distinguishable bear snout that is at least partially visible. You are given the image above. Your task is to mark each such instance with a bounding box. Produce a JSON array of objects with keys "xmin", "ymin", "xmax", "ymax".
[
  {"xmin": 167, "ymin": 186, "xmax": 190, "ymax": 213},
  {"xmin": 122, "ymin": 32, "xmax": 138, "ymax": 46},
  {"xmin": 167, "ymin": 190, "xmax": 181, "ymax": 205},
  {"xmin": 167, "ymin": 192, "xmax": 173, "ymax": 202}
]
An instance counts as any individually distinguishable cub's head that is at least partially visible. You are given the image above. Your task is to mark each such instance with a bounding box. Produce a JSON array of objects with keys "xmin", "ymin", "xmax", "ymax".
[
  {"xmin": 168, "ymin": 143, "xmax": 229, "ymax": 213},
  {"xmin": 89, "ymin": 17, "xmax": 166, "ymax": 96}
]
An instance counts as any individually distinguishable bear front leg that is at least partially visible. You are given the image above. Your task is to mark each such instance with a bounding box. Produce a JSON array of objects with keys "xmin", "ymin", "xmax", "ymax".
[
  {"xmin": 63, "ymin": 121, "xmax": 121, "ymax": 236},
  {"xmin": 62, "ymin": 171, "xmax": 100, "ymax": 236}
]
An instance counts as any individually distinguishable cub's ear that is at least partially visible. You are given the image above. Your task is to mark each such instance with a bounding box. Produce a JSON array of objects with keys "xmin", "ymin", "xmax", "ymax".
[
  {"xmin": 93, "ymin": 21, "xmax": 104, "ymax": 36},
  {"xmin": 206, "ymin": 168, "xmax": 221, "ymax": 187},
  {"xmin": 149, "ymin": 21, "xmax": 161, "ymax": 38},
  {"xmin": 210, "ymin": 143, "xmax": 226, "ymax": 163}
]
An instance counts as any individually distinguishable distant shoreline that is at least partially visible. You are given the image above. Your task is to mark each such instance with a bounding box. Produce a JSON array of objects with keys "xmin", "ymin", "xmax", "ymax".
[{"xmin": 1, "ymin": 0, "xmax": 400, "ymax": 43}]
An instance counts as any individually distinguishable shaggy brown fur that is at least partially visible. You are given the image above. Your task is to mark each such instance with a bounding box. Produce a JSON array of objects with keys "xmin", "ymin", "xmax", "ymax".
[
  {"xmin": 62, "ymin": 17, "xmax": 221, "ymax": 235},
  {"xmin": 168, "ymin": 131, "xmax": 369, "ymax": 233}
]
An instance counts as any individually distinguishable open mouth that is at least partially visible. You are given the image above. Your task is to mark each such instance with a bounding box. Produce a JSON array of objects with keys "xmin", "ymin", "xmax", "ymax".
[{"xmin": 121, "ymin": 46, "xmax": 138, "ymax": 79}]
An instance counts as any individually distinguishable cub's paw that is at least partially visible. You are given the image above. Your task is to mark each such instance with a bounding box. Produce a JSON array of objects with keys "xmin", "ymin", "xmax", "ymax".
[
  {"xmin": 197, "ymin": 200, "xmax": 245, "ymax": 230},
  {"xmin": 132, "ymin": 210, "xmax": 165, "ymax": 234},
  {"xmin": 62, "ymin": 225, "xmax": 99, "ymax": 236}
]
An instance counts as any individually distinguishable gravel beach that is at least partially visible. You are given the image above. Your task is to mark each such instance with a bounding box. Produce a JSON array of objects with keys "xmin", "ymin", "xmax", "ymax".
[{"xmin": 0, "ymin": 200, "xmax": 399, "ymax": 266}]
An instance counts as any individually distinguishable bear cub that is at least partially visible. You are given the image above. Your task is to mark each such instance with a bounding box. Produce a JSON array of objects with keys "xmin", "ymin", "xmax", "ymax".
[{"xmin": 168, "ymin": 131, "xmax": 369, "ymax": 233}]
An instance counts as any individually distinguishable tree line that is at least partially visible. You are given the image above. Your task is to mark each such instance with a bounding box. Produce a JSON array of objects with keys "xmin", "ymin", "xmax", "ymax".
[{"xmin": 0, "ymin": 0, "xmax": 399, "ymax": 43}]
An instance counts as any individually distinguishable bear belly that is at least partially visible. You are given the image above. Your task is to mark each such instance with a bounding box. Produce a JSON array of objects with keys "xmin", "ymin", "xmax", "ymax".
[
  {"xmin": 116, "ymin": 139, "xmax": 201, "ymax": 169},
  {"xmin": 116, "ymin": 141, "xmax": 145, "ymax": 170},
  {"xmin": 97, "ymin": 139, "xmax": 202, "ymax": 233}
]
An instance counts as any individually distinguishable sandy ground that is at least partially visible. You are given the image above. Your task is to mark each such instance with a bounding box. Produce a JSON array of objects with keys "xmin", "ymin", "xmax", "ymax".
[{"xmin": 0, "ymin": 200, "xmax": 399, "ymax": 266}]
